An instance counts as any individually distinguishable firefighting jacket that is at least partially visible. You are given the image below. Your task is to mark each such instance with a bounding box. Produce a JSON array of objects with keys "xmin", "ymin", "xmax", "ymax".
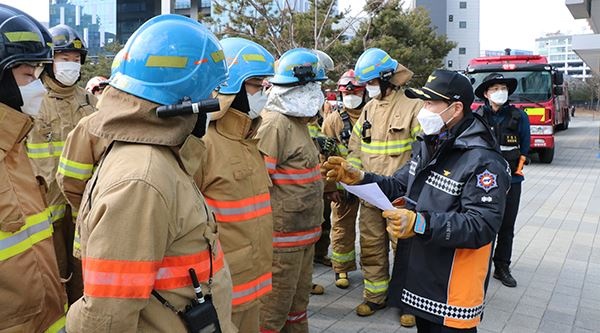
[
  {"xmin": 56, "ymin": 112, "xmax": 109, "ymax": 210},
  {"xmin": 322, "ymin": 106, "xmax": 361, "ymax": 157},
  {"xmin": 347, "ymin": 87, "xmax": 422, "ymax": 176},
  {"xmin": 0, "ymin": 102, "xmax": 67, "ymax": 332},
  {"xmin": 196, "ymin": 107, "xmax": 273, "ymax": 311},
  {"xmin": 362, "ymin": 113, "xmax": 511, "ymax": 329},
  {"xmin": 27, "ymin": 74, "xmax": 96, "ymax": 221},
  {"xmin": 256, "ymin": 110, "xmax": 324, "ymax": 251},
  {"xmin": 65, "ymin": 87, "xmax": 236, "ymax": 333}
]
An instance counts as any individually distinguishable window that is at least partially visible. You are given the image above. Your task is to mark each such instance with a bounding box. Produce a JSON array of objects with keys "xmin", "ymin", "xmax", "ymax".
[
  {"xmin": 449, "ymin": 14, "xmax": 453, "ymax": 22},
  {"xmin": 459, "ymin": 21, "xmax": 467, "ymax": 28},
  {"xmin": 460, "ymin": 1, "xmax": 467, "ymax": 8},
  {"xmin": 459, "ymin": 47, "xmax": 466, "ymax": 55}
]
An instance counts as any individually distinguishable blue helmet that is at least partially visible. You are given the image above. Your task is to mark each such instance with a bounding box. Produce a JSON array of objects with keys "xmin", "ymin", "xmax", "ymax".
[
  {"xmin": 354, "ymin": 48, "xmax": 398, "ymax": 84},
  {"xmin": 270, "ymin": 48, "xmax": 327, "ymax": 86},
  {"xmin": 218, "ymin": 37, "xmax": 274, "ymax": 94},
  {"xmin": 109, "ymin": 14, "xmax": 228, "ymax": 105},
  {"xmin": 312, "ymin": 49, "xmax": 334, "ymax": 79}
]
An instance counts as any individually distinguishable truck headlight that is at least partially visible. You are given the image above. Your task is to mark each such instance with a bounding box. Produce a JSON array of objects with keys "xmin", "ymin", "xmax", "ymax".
[{"xmin": 530, "ymin": 125, "xmax": 553, "ymax": 135}]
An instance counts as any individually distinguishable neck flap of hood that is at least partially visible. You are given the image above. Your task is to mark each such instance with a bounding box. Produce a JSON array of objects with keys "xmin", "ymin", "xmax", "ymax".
[
  {"xmin": 88, "ymin": 86, "xmax": 196, "ymax": 146},
  {"xmin": 42, "ymin": 73, "xmax": 76, "ymax": 98}
]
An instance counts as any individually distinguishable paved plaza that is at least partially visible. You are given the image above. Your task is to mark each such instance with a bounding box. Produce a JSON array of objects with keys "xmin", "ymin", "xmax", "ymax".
[{"xmin": 309, "ymin": 111, "xmax": 600, "ymax": 333}]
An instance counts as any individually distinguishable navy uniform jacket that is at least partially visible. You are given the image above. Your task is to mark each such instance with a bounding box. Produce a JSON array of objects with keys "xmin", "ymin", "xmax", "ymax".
[{"xmin": 363, "ymin": 113, "xmax": 510, "ymax": 329}]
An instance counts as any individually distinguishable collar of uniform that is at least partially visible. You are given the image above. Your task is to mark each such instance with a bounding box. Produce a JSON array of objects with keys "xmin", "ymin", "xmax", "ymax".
[
  {"xmin": 177, "ymin": 134, "xmax": 206, "ymax": 176},
  {"xmin": 215, "ymin": 107, "xmax": 253, "ymax": 140},
  {"xmin": 42, "ymin": 73, "xmax": 76, "ymax": 98},
  {"xmin": 88, "ymin": 86, "xmax": 195, "ymax": 146},
  {"xmin": 342, "ymin": 106, "xmax": 362, "ymax": 123},
  {"xmin": 0, "ymin": 102, "xmax": 33, "ymax": 151}
]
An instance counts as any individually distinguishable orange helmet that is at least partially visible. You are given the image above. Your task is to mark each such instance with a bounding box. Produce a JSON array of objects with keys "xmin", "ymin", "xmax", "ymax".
[
  {"xmin": 85, "ymin": 76, "xmax": 108, "ymax": 94},
  {"xmin": 337, "ymin": 69, "xmax": 365, "ymax": 92}
]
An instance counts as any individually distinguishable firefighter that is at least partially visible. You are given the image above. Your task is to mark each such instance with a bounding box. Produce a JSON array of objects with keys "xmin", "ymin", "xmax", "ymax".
[
  {"xmin": 85, "ymin": 76, "xmax": 108, "ymax": 96},
  {"xmin": 25, "ymin": 24, "xmax": 97, "ymax": 305},
  {"xmin": 195, "ymin": 37, "xmax": 275, "ymax": 332},
  {"xmin": 0, "ymin": 4, "xmax": 67, "ymax": 332},
  {"xmin": 256, "ymin": 48, "xmax": 326, "ymax": 332},
  {"xmin": 475, "ymin": 73, "xmax": 530, "ymax": 288},
  {"xmin": 56, "ymin": 50, "xmax": 127, "ymax": 210},
  {"xmin": 321, "ymin": 69, "xmax": 365, "ymax": 289},
  {"xmin": 346, "ymin": 48, "xmax": 422, "ymax": 325},
  {"xmin": 323, "ymin": 69, "xmax": 511, "ymax": 332},
  {"xmin": 65, "ymin": 15, "xmax": 236, "ymax": 332}
]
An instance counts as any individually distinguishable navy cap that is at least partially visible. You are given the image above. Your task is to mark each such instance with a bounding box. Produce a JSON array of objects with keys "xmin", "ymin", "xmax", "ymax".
[{"xmin": 405, "ymin": 69, "xmax": 474, "ymax": 109}]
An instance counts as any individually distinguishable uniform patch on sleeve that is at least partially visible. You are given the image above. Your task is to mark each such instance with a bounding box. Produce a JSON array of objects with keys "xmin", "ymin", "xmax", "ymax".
[{"xmin": 476, "ymin": 169, "xmax": 498, "ymax": 193}]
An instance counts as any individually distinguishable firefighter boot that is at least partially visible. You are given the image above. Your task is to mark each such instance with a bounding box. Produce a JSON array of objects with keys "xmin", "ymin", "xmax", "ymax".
[
  {"xmin": 310, "ymin": 283, "xmax": 325, "ymax": 295},
  {"xmin": 494, "ymin": 263, "xmax": 517, "ymax": 287},
  {"xmin": 356, "ymin": 301, "xmax": 386, "ymax": 317},
  {"xmin": 335, "ymin": 272, "xmax": 349, "ymax": 289},
  {"xmin": 400, "ymin": 314, "xmax": 416, "ymax": 327}
]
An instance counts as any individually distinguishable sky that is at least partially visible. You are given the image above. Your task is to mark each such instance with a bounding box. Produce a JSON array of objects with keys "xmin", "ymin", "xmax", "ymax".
[{"xmin": 1, "ymin": 0, "xmax": 592, "ymax": 52}]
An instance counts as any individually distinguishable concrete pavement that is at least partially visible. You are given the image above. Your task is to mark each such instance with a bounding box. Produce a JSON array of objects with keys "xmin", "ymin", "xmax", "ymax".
[{"xmin": 308, "ymin": 111, "xmax": 600, "ymax": 333}]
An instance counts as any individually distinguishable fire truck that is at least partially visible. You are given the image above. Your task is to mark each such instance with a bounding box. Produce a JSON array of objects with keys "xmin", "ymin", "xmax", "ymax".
[{"xmin": 466, "ymin": 52, "xmax": 569, "ymax": 163}]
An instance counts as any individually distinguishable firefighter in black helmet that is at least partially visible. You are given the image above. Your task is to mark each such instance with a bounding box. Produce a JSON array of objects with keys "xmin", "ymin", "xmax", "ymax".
[
  {"xmin": 26, "ymin": 23, "xmax": 97, "ymax": 305},
  {"xmin": 0, "ymin": 4, "xmax": 68, "ymax": 332}
]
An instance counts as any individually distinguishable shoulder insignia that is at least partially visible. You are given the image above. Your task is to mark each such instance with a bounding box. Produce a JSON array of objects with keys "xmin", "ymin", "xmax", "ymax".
[{"xmin": 476, "ymin": 169, "xmax": 498, "ymax": 193}]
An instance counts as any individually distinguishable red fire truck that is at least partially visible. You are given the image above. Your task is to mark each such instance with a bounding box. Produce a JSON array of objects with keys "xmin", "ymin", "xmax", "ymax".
[{"xmin": 466, "ymin": 53, "xmax": 569, "ymax": 163}]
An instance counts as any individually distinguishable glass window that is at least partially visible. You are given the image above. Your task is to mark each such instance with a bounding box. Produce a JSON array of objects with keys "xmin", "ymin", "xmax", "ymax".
[
  {"xmin": 468, "ymin": 71, "xmax": 552, "ymax": 102},
  {"xmin": 460, "ymin": 1, "xmax": 467, "ymax": 8},
  {"xmin": 449, "ymin": 15, "xmax": 453, "ymax": 22},
  {"xmin": 459, "ymin": 47, "xmax": 466, "ymax": 55},
  {"xmin": 459, "ymin": 21, "xmax": 467, "ymax": 28}
]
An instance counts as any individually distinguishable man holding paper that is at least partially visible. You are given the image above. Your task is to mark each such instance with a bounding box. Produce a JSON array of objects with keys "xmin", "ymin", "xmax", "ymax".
[{"xmin": 323, "ymin": 69, "xmax": 510, "ymax": 332}]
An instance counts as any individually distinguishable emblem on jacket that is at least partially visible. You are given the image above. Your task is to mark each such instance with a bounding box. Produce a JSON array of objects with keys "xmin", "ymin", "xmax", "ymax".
[{"xmin": 476, "ymin": 170, "xmax": 498, "ymax": 193}]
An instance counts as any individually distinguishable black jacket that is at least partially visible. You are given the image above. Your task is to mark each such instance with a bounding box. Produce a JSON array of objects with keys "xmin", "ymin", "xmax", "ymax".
[{"xmin": 363, "ymin": 114, "xmax": 510, "ymax": 329}]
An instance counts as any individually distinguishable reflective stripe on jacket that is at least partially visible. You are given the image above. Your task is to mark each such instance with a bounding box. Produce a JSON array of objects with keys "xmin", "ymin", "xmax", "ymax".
[
  {"xmin": 197, "ymin": 108, "xmax": 273, "ymax": 310},
  {"xmin": 256, "ymin": 110, "xmax": 324, "ymax": 251},
  {"xmin": 0, "ymin": 103, "xmax": 67, "ymax": 332}
]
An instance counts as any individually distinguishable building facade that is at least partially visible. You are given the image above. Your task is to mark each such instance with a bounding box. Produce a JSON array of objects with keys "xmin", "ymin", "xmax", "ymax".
[
  {"xmin": 49, "ymin": 0, "xmax": 212, "ymax": 54},
  {"xmin": 410, "ymin": 0, "xmax": 480, "ymax": 70},
  {"xmin": 535, "ymin": 33, "xmax": 592, "ymax": 81}
]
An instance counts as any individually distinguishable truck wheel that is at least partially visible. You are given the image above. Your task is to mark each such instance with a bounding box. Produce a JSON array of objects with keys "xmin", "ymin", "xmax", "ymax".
[{"xmin": 538, "ymin": 148, "xmax": 554, "ymax": 163}]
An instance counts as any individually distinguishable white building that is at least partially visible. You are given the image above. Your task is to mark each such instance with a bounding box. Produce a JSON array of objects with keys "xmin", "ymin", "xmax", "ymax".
[
  {"xmin": 535, "ymin": 33, "xmax": 592, "ymax": 81},
  {"xmin": 410, "ymin": 0, "xmax": 480, "ymax": 70},
  {"xmin": 566, "ymin": 0, "xmax": 600, "ymax": 75}
]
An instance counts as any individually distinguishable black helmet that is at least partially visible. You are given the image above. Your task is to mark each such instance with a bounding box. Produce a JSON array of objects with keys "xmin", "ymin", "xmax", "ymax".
[
  {"xmin": 0, "ymin": 4, "xmax": 53, "ymax": 81},
  {"xmin": 49, "ymin": 24, "xmax": 87, "ymax": 64}
]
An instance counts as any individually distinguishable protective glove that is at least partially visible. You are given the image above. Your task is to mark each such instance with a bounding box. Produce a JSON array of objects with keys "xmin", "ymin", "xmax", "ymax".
[
  {"xmin": 321, "ymin": 156, "xmax": 364, "ymax": 185},
  {"xmin": 382, "ymin": 208, "xmax": 417, "ymax": 239}
]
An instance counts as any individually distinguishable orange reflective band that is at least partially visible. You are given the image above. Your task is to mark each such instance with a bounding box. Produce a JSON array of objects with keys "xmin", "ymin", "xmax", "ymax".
[
  {"xmin": 232, "ymin": 272, "xmax": 272, "ymax": 306},
  {"xmin": 82, "ymin": 242, "xmax": 225, "ymax": 298},
  {"xmin": 205, "ymin": 193, "xmax": 272, "ymax": 223},
  {"xmin": 155, "ymin": 243, "xmax": 225, "ymax": 290},
  {"xmin": 271, "ymin": 165, "xmax": 322, "ymax": 185},
  {"xmin": 82, "ymin": 258, "xmax": 159, "ymax": 299},
  {"xmin": 264, "ymin": 156, "xmax": 277, "ymax": 174},
  {"xmin": 273, "ymin": 226, "xmax": 322, "ymax": 248}
]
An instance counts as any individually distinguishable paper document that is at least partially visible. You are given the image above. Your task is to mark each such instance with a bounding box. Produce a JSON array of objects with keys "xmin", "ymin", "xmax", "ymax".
[{"xmin": 341, "ymin": 183, "xmax": 395, "ymax": 211}]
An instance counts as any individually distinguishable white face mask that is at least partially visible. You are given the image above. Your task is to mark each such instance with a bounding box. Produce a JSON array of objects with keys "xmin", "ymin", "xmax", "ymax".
[
  {"xmin": 19, "ymin": 79, "xmax": 46, "ymax": 116},
  {"xmin": 366, "ymin": 84, "xmax": 381, "ymax": 98},
  {"xmin": 416, "ymin": 103, "xmax": 454, "ymax": 135},
  {"xmin": 247, "ymin": 90, "xmax": 268, "ymax": 119},
  {"xmin": 489, "ymin": 89, "xmax": 508, "ymax": 105},
  {"xmin": 54, "ymin": 61, "xmax": 81, "ymax": 86},
  {"xmin": 342, "ymin": 94, "xmax": 363, "ymax": 109}
]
